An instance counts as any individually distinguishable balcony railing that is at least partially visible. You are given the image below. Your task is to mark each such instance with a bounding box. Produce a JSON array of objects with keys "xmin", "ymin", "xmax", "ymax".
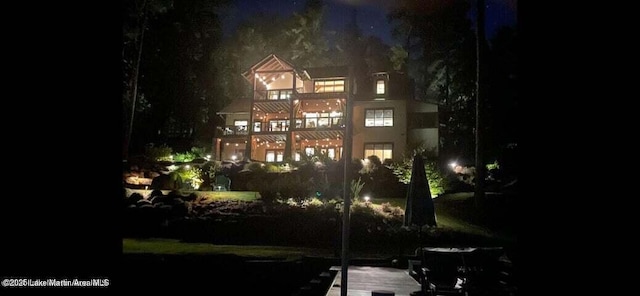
[
  {"xmin": 253, "ymin": 120, "xmax": 289, "ymax": 133},
  {"xmin": 253, "ymin": 89, "xmax": 293, "ymax": 101},
  {"xmin": 294, "ymin": 116, "xmax": 344, "ymax": 129},
  {"xmin": 220, "ymin": 125, "xmax": 249, "ymax": 136},
  {"xmin": 295, "ymin": 92, "xmax": 347, "ymax": 100}
]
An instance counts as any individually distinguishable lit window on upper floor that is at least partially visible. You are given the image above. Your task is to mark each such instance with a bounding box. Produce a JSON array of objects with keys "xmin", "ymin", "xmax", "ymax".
[
  {"xmin": 314, "ymin": 79, "xmax": 345, "ymax": 93},
  {"xmin": 365, "ymin": 108, "xmax": 393, "ymax": 127},
  {"xmin": 376, "ymin": 79, "xmax": 385, "ymax": 95}
]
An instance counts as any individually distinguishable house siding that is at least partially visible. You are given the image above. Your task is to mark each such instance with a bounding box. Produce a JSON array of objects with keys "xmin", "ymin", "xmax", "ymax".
[{"xmin": 352, "ymin": 100, "xmax": 407, "ymax": 162}]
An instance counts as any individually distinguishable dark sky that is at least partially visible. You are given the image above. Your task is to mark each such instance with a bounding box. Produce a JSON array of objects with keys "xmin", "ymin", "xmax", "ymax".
[{"xmin": 222, "ymin": 0, "xmax": 517, "ymax": 45}]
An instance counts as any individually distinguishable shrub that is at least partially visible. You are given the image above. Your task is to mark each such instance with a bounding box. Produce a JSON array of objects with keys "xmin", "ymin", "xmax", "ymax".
[
  {"xmin": 350, "ymin": 177, "xmax": 365, "ymax": 201},
  {"xmin": 425, "ymin": 160, "xmax": 446, "ymax": 196},
  {"xmin": 190, "ymin": 147, "xmax": 206, "ymax": 158},
  {"xmin": 245, "ymin": 162, "xmax": 264, "ymax": 172},
  {"xmin": 381, "ymin": 202, "xmax": 393, "ymax": 213},
  {"xmin": 203, "ymin": 161, "xmax": 221, "ymax": 177},
  {"xmin": 279, "ymin": 174, "xmax": 313, "ymax": 201},
  {"xmin": 173, "ymin": 151, "xmax": 196, "ymax": 163},
  {"xmin": 302, "ymin": 197, "xmax": 324, "ymax": 208},
  {"xmin": 264, "ymin": 163, "xmax": 281, "ymax": 173},
  {"xmin": 387, "ymin": 156, "xmax": 446, "ymax": 197},
  {"xmin": 145, "ymin": 144, "xmax": 172, "ymax": 161},
  {"xmin": 179, "ymin": 166, "xmax": 203, "ymax": 189},
  {"xmin": 360, "ymin": 155, "xmax": 382, "ymax": 174},
  {"xmin": 486, "ymin": 160, "xmax": 500, "ymax": 171}
]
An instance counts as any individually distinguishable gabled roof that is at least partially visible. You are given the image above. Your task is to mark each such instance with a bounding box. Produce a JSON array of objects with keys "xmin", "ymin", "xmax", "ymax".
[
  {"xmin": 241, "ymin": 54, "xmax": 304, "ymax": 82},
  {"xmin": 217, "ymin": 99, "xmax": 251, "ymax": 115},
  {"xmin": 304, "ymin": 66, "xmax": 349, "ymax": 79}
]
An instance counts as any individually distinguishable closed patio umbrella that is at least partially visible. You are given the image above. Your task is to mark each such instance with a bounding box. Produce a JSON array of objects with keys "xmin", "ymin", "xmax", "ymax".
[
  {"xmin": 404, "ymin": 154, "xmax": 437, "ymax": 228},
  {"xmin": 404, "ymin": 154, "xmax": 437, "ymax": 295}
]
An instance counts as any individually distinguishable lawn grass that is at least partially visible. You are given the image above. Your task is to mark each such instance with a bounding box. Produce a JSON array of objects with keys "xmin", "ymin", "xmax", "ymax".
[
  {"xmin": 371, "ymin": 192, "xmax": 515, "ymax": 244},
  {"xmin": 184, "ymin": 190, "xmax": 259, "ymax": 202},
  {"xmin": 125, "ymin": 188, "xmax": 259, "ymax": 201},
  {"xmin": 123, "ymin": 238, "xmax": 332, "ymax": 260},
  {"xmin": 433, "ymin": 192, "xmax": 516, "ymax": 243}
]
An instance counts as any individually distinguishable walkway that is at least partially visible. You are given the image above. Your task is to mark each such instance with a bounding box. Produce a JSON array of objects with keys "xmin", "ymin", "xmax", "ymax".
[{"xmin": 326, "ymin": 266, "xmax": 421, "ymax": 296}]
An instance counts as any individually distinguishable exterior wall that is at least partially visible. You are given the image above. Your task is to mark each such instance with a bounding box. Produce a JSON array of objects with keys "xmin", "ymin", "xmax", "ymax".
[
  {"xmin": 406, "ymin": 100, "xmax": 439, "ymax": 156},
  {"xmin": 252, "ymin": 144, "xmax": 266, "ymax": 162},
  {"xmin": 407, "ymin": 129, "xmax": 439, "ymax": 155},
  {"xmin": 302, "ymin": 80, "xmax": 314, "ymax": 93},
  {"xmin": 220, "ymin": 142, "xmax": 247, "ymax": 161},
  {"xmin": 225, "ymin": 113, "xmax": 250, "ymax": 126},
  {"xmin": 408, "ymin": 100, "xmax": 438, "ymax": 113},
  {"xmin": 352, "ymin": 100, "xmax": 407, "ymax": 162}
]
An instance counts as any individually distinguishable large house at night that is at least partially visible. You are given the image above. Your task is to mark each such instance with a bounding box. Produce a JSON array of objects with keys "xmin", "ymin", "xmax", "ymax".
[{"xmin": 213, "ymin": 54, "xmax": 438, "ymax": 163}]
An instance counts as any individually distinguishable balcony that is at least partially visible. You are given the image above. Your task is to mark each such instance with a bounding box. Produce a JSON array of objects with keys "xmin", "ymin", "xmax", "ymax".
[
  {"xmin": 294, "ymin": 115, "xmax": 344, "ymax": 129},
  {"xmin": 253, "ymin": 121, "xmax": 290, "ymax": 133},
  {"xmin": 253, "ymin": 89, "xmax": 293, "ymax": 101},
  {"xmin": 219, "ymin": 125, "xmax": 249, "ymax": 137},
  {"xmin": 295, "ymin": 91, "xmax": 347, "ymax": 100}
]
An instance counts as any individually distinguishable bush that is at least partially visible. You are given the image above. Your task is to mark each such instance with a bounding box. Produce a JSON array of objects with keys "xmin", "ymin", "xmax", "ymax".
[
  {"xmin": 173, "ymin": 151, "xmax": 196, "ymax": 163},
  {"xmin": 190, "ymin": 147, "xmax": 206, "ymax": 158},
  {"xmin": 381, "ymin": 202, "xmax": 393, "ymax": 213},
  {"xmin": 278, "ymin": 173, "xmax": 313, "ymax": 201},
  {"xmin": 425, "ymin": 160, "xmax": 446, "ymax": 196},
  {"xmin": 387, "ymin": 156, "xmax": 446, "ymax": 197},
  {"xmin": 245, "ymin": 162, "xmax": 264, "ymax": 172},
  {"xmin": 145, "ymin": 144, "xmax": 172, "ymax": 161},
  {"xmin": 174, "ymin": 166, "xmax": 203, "ymax": 189},
  {"xmin": 302, "ymin": 197, "xmax": 324, "ymax": 208},
  {"xmin": 263, "ymin": 163, "xmax": 281, "ymax": 173}
]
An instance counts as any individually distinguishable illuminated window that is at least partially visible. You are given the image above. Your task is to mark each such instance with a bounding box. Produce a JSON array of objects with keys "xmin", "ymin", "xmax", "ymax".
[
  {"xmin": 365, "ymin": 109, "xmax": 393, "ymax": 127},
  {"xmin": 305, "ymin": 147, "xmax": 315, "ymax": 156},
  {"xmin": 301, "ymin": 112, "xmax": 342, "ymax": 128},
  {"xmin": 267, "ymin": 90, "xmax": 292, "ymax": 100},
  {"xmin": 268, "ymin": 90, "xmax": 279, "ymax": 100},
  {"xmin": 281, "ymin": 90, "xmax": 292, "ymax": 100},
  {"xmin": 265, "ymin": 150, "xmax": 284, "ymax": 162},
  {"xmin": 304, "ymin": 113, "xmax": 318, "ymax": 128},
  {"xmin": 376, "ymin": 80, "xmax": 385, "ymax": 95},
  {"xmin": 269, "ymin": 120, "xmax": 289, "ymax": 132},
  {"xmin": 314, "ymin": 80, "xmax": 345, "ymax": 93},
  {"xmin": 327, "ymin": 148, "xmax": 335, "ymax": 159},
  {"xmin": 235, "ymin": 120, "xmax": 248, "ymax": 134},
  {"xmin": 266, "ymin": 151, "xmax": 275, "ymax": 162},
  {"xmin": 364, "ymin": 143, "xmax": 393, "ymax": 161}
]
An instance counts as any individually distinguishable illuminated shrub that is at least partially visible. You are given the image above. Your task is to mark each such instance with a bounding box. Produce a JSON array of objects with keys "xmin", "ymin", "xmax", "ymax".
[{"xmin": 145, "ymin": 144, "xmax": 173, "ymax": 161}]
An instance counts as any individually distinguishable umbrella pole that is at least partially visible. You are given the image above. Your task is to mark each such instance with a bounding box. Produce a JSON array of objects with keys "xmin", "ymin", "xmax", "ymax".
[{"xmin": 419, "ymin": 226, "xmax": 426, "ymax": 294}]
